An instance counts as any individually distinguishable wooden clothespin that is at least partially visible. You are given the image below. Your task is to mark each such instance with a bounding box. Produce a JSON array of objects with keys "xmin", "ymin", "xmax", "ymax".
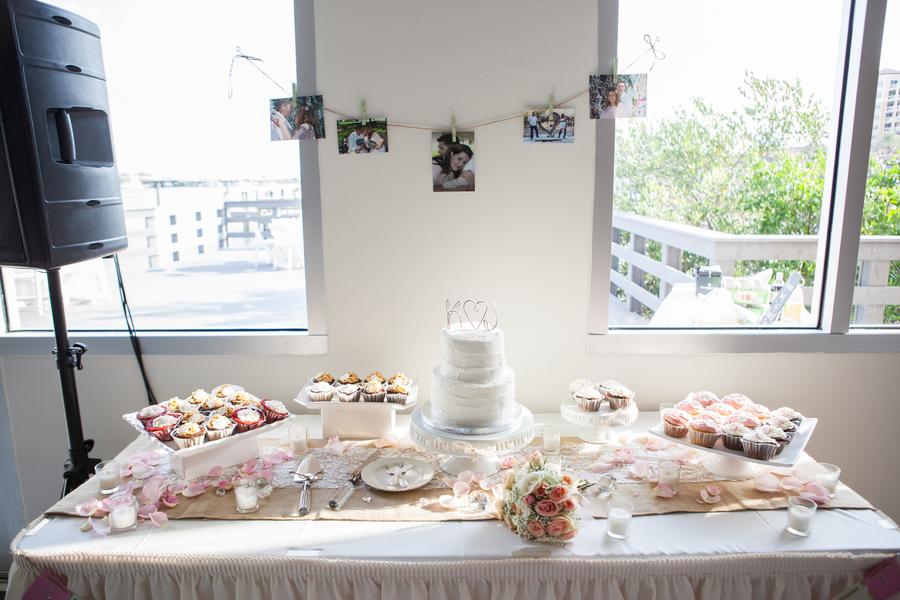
[
  {"xmin": 548, "ymin": 94, "xmax": 554, "ymax": 118},
  {"xmin": 612, "ymin": 58, "xmax": 618, "ymax": 80},
  {"xmin": 451, "ymin": 117, "xmax": 457, "ymax": 142},
  {"xmin": 361, "ymin": 100, "xmax": 367, "ymax": 125}
]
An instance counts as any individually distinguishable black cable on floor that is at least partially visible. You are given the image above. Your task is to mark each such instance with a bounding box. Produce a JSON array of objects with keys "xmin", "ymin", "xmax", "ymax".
[{"xmin": 112, "ymin": 255, "xmax": 157, "ymax": 406}]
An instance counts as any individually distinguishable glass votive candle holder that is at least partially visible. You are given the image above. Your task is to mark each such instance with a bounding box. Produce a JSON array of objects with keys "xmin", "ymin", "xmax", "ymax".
[
  {"xmin": 657, "ymin": 461, "xmax": 681, "ymax": 492},
  {"xmin": 235, "ymin": 478, "xmax": 260, "ymax": 514},
  {"xmin": 814, "ymin": 463, "xmax": 840, "ymax": 497},
  {"xmin": 289, "ymin": 425, "xmax": 310, "ymax": 453},
  {"xmin": 606, "ymin": 499, "xmax": 633, "ymax": 540},
  {"xmin": 786, "ymin": 496, "xmax": 817, "ymax": 537},
  {"xmin": 542, "ymin": 426, "xmax": 561, "ymax": 455},
  {"xmin": 94, "ymin": 460, "xmax": 121, "ymax": 495},
  {"xmin": 108, "ymin": 492, "xmax": 138, "ymax": 533},
  {"xmin": 658, "ymin": 403, "xmax": 674, "ymax": 423}
]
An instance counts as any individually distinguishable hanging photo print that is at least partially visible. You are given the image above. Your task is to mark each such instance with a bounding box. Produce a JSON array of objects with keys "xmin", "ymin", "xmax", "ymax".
[
  {"xmin": 589, "ymin": 74, "xmax": 648, "ymax": 119},
  {"xmin": 338, "ymin": 119, "xmax": 388, "ymax": 154},
  {"xmin": 523, "ymin": 107, "xmax": 575, "ymax": 143},
  {"xmin": 293, "ymin": 95, "xmax": 326, "ymax": 139},
  {"xmin": 432, "ymin": 131, "xmax": 475, "ymax": 192},
  {"xmin": 270, "ymin": 98, "xmax": 294, "ymax": 141}
]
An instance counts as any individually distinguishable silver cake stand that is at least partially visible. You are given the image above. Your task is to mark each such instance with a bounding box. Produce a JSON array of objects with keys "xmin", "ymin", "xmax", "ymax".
[
  {"xmin": 560, "ymin": 396, "xmax": 639, "ymax": 443},
  {"xmin": 409, "ymin": 404, "xmax": 534, "ymax": 476}
]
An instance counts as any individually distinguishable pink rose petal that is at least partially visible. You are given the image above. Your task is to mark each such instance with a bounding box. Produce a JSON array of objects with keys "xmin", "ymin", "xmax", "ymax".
[
  {"xmin": 457, "ymin": 471, "xmax": 474, "ymax": 484},
  {"xmin": 781, "ymin": 477, "xmax": 804, "ymax": 492},
  {"xmin": 374, "ymin": 434, "xmax": 399, "ymax": 448},
  {"xmin": 257, "ymin": 470, "xmax": 275, "ymax": 480},
  {"xmin": 628, "ymin": 460, "xmax": 649, "ymax": 479},
  {"xmin": 645, "ymin": 438, "xmax": 669, "ymax": 451},
  {"xmin": 182, "ymin": 482, "xmax": 206, "ymax": 498},
  {"xmin": 438, "ymin": 494, "xmax": 457, "ymax": 509},
  {"xmin": 800, "ymin": 482, "xmax": 831, "ymax": 504},
  {"xmin": 75, "ymin": 498, "xmax": 99, "ymax": 517},
  {"xmin": 792, "ymin": 468, "xmax": 814, "ymax": 484},
  {"xmin": 705, "ymin": 485, "xmax": 723, "ymax": 496},
  {"xmin": 754, "ymin": 472, "xmax": 782, "ymax": 493},
  {"xmin": 92, "ymin": 516, "xmax": 111, "ymax": 537},
  {"xmin": 207, "ymin": 466, "xmax": 224, "ymax": 478},
  {"xmin": 149, "ymin": 512, "xmax": 169, "ymax": 527},
  {"xmin": 216, "ymin": 480, "xmax": 233, "ymax": 490},
  {"xmin": 652, "ymin": 484, "xmax": 675, "ymax": 498},
  {"xmin": 452, "ymin": 481, "xmax": 470, "ymax": 496},
  {"xmin": 137, "ymin": 503, "xmax": 158, "ymax": 518},
  {"xmin": 500, "ymin": 456, "xmax": 517, "ymax": 470},
  {"xmin": 161, "ymin": 493, "xmax": 179, "ymax": 508},
  {"xmin": 699, "ymin": 489, "xmax": 721, "ymax": 504},
  {"xmin": 479, "ymin": 479, "xmax": 493, "ymax": 491},
  {"xmin": 590, "ymin": 461, "xmax": 612, "ymax": 474}
]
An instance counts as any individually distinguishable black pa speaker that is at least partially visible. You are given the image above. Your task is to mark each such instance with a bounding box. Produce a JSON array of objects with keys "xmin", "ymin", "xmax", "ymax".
[{"xmin": 0, "ymin": 0, "xmax": 126, "ymax": 270}]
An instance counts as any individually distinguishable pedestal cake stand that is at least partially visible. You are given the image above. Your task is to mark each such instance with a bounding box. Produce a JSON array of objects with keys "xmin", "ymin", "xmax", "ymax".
[
  {"xmin": 559, "ymin": 397, "xmax": 639, "ymax": 443},
  {"xmin": 408, "ymin": 404, "xmax": 534, "ymax": 476}
]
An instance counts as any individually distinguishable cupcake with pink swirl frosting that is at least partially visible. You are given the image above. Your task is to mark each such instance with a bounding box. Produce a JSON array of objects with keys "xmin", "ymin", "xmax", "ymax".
[
  {"xmin": 745, "ymin": 403, "xmax": 772, "ymax": 421},
  {"xmin": 706, "ymin": 402, "xmax": 736, "ymax": 417},
  {"xmin": 663, "ymin": 408, "xmax": 692, "ymax": 438},
  {"xmin": 721, "ymin": 393, "xmax": 753, "ymax": 410},
  {"xmin": 688, "ymin": 419, "xmax": 721, "ymax": 448},
  {"xmin": 728, "ymin": 411, "xmax": 761, "ymax": 429},
  {"xmin": 674, "ymin": 398, "xmax": 702, "ymax": 416},
  {"xmin": 695, "ymin": 411, "xmax": 728, "ymax": 427},
  {"xmin": 686, "ymin": 391, "xmax": 719, "ymax": 408}
]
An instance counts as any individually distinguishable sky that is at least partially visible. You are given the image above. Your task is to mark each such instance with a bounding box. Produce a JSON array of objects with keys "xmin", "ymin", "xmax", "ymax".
[{"xmin": 45, "ymin": 0, "xmax": 900, "ymax": 181}]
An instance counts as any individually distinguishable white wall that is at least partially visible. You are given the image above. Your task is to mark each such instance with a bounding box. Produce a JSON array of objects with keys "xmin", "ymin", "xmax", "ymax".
[{"xmin": 1, "ymin": 0, "xmax": 899, "ymax": 569}]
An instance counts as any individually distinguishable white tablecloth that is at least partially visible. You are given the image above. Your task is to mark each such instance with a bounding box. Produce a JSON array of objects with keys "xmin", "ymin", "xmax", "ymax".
[{"xmin": 9, "ymin": 413, "xmax": 900, "ymax": 600}]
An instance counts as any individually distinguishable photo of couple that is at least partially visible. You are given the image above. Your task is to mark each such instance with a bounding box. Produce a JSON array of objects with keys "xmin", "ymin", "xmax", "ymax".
[
  {"xmin": 269, "ymin": 94, "xmax": 326, "ymax": 141},
  {"xmin": 432, "ymin": 131, "xmax": 475, "ymax": 192},
  {"xmin": 523, "ymin": 108, "xmax": 575, "ymax": 143},
  {"xmin": 337, "ymin": 119, "xmax": 388, "ymax": 154},
  {"xmin": 589, "ymin": 74, "xmax": 648, "ymax": 119}
]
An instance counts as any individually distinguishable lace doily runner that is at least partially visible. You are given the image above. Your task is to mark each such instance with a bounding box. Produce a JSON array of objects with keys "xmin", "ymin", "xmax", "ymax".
[{"xmin": 44, "ymin": 434, "xmax": 873, "ymax": 522}]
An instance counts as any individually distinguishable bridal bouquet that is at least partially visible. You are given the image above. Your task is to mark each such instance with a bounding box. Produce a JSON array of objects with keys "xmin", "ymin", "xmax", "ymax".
[{"xmin": 498, "ymin": 450, "xmax": 589, "ymax": 544}]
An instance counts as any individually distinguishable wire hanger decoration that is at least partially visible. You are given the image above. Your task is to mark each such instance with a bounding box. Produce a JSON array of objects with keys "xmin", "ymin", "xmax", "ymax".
[
  {"xmin": 621, "ymin": 34, "xmax": 666, "ymax": 73},
  {"xmin": 228, "ymin": 46, "xmax": 291, "ymax": 98}
]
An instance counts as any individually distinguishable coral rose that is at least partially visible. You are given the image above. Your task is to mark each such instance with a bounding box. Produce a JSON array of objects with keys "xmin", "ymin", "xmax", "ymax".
[
  {"xmin": 535, "ymin": 499, "xmax": 560, "ymax": 517},
  {"xmin": 527, "ymin": 520, "xmax": 546, "ymax": 538},
  {"xmin": 523, "ymin": 494, "xmax": 535, "ymax": 505},
  {"xmin": 562, "ymin": 530, "xmax": 577, "ymax": 541},
  {"xmin": 560, "ymin": 498, "xmax": 576, "ymax": 511},
  {"xmin": 549, "ymin": 485, "xmax": 570, "ymax": 502},
  {"xmin": 547, "ymin": 517, "xmax": 572, "ymax": 537}
]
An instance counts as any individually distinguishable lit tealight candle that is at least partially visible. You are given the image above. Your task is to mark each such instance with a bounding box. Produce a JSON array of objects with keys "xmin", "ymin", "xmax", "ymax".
[
  {"xmin": 657, "ymin": 461, "xmax": 681, "ymax": 492},
  {"xmin": 606, "ymin": 500, "xmax": 633, "ymax": 540},
  {"xmin": 786, "ymin": 496, "xmax": 817, "ymax": 537}
]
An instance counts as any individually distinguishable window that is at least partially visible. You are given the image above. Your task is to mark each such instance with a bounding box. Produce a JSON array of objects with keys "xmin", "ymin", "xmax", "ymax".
[
  {"xmin": 0, "ymin": 0, "xmax": 320, "ymax": 337},
  {"xmin": 590, "ymin": 0, "xmax": 900, "ymax": 341}
]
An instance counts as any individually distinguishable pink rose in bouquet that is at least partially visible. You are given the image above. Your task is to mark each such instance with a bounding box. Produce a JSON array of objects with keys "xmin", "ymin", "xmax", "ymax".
[
  {"xmin": 527, "ymin": 520, "xmax": 546, "ymax": 538},
  {"xmin": 535, "ymin": 499, "xmax": 561, "ymax": 517},
  {"xmin": 547, "ymin": 516, "xmax": 572, "ymax": 537},
  {"xmin": 549, "ymin": 485, "xmax": 570, "ymax": 503}
]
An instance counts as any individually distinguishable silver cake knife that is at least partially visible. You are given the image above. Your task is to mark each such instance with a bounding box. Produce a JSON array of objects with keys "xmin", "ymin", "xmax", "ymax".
[{"xmin": 327, "ymin": 449, "xmax": 381, "ymax": 510}]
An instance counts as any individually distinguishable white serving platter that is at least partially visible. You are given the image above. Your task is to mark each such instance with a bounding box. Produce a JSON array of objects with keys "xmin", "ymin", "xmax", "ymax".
[
  {"xmin": 294, "ymin": 380, "xmax": 418, "ymax": 440},
  {"xmin": 122, "ymin": 412, "xmax": 296, "ymax": 480},
  {"xmin": 648, "ymin": 417, "xmax": 818, "ymax": 480}
]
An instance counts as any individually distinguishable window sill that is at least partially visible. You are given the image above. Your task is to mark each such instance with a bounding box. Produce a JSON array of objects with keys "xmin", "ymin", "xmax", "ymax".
[
  {"xmin": 587, "ymin": 329, "xmax": 900, "ymax": 355},
  {"xmin": 0, "ymin": 331, "xmax": 327, "ymax": 356}
]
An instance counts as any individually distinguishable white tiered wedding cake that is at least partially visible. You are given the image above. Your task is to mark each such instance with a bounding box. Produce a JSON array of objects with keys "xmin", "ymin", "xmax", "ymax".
[{"xmin": 428, "ymin": 301, "xmax": 519, "ymax": 434}]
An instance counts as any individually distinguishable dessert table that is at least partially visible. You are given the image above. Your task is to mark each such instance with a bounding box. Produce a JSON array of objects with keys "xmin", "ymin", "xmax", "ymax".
[{"xmin": 8, "ymin": 412, "xmax": 900, "ymax": 600}]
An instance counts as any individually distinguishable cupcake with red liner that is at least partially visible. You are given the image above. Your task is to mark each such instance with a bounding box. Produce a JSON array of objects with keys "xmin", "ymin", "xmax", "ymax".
[
  {"xmin": 772, "ymin": 407, "xmax": 804, "ymax": 425},
  {"xmin": 720, "ymin": 423, "xmax": 752, "ymax": 451},
  {"xmin": 674, "ymin": 398, "xmax": 702, "ymax": 416},
  {"xmin": 688, "ymin": 419, "xmax": 721, "ymax": 448},
  {"xmin": 232, "ymin": 407, "xmax": 265, "ymax": 433},
  {"xmin": 686, "ymin": 391, "xmax": 719, "ymax": 408},
  {"xmin": 695, "ymin": 411, "xmax": 728, "ymax": 427},
  {"xmin": 205, "ymin": 414, "xmax": 236, "ymax": 441},
  {"xmin": 260, "ymin": 399, "xmax": 291, "ymax": 423},
  {"xmin": 574, "ymin": 386, "xmax": 605, "ymax": 412},
  {"xmin": 146, "ymin": 414, "xmax": 181, "ymax": 441},
  {"xmin": 336, "ymin": 384, "xmax": 360, "ymax": 402},
  {"xmin": 172, "ymin": 422, "xmax": 206, "ymax": 449},
  {"xmin": 766, "ymin": 415, "xmax": 798, "ymax": 441},
  {"xmin": 663, "ymin": 408, "xmax": 692, "ymax": 438},
  {"xmin": 721, "ymin": 393, "xmax": 753, "ymax": 410},
  {"xmin": 741, "ymin": 430, "xmax": 779, "ymax": 461},
  {"xmin": 728, "ymin": 411, "xmax": 761, "ymax": 429},
  {"xmin": 745, "ymin": 403, "xmax": 772, "ymax": 421},
  {"xmin": 361, "ymin": 380, "xmax": 386, "ymax": 402},
  {"xmin": 137, "ymin": 405, "xmax": 168, "ymax": 429},
  {"xmin": 307, "ymin": 381, "xmax": 335, "ymax": 402},
  {"xmin": 706, "ymin": 402, "xmax": 736, "ymax": 417}
]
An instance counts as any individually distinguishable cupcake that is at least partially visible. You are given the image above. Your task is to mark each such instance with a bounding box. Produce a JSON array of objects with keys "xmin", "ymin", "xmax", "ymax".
[
  {"xmin": 706, "ymin": 402, "xmax": 736, "ymax": 417},
  {"xmin": 568, "ymin": 379, "xmax": 593, "ymax": 395},
  {"xmin": 687, "ymin": 391, "xmax": 719, "ymax": 408},
  {"xmin": 663, "ymin": 408, "xmax": 692, "ymax": 438},
  {"xmin": 212, "ymin": 383, "xmax": 242, "ymax": 398},
  {"xmin": 772, "ymin": 407, "xmax": 804, "ymax": 425},
  {"xmin": 230, "ymin": 391, "xmax": 255, "ymax": 406},
  {"xmin": 200, "ymin": 396, "xmax": 225, "ymax": 413},
  {"xmin": 603, "ymin": 383, "xmax": 634, "ymax": 410},
  {"xmin": 137, "ymin": 405, "xmax": 168, "ymax": 428},
  {"xmin": 336, "ymin": 384, "xmax": 360, "ymax": 403},
  {"xmin": 674, "ymin": 398, "xmax": 703, "ymax": 415},
  {"xmin": 386, "ymin": 383, "xmax": 409, "ymax": 404},
  {"xmin": 205, "ymin": 414, "xmax": 236, "ymax": 441},
  {"xmin": 338, "ymin": 371, "xmax": 361, "ymax": 385},
  {"xmin": 688, "ymin": 419, "xmax": 721, "ymax": 448},
  {"xmin": 766, "ymin": 416, "xmax": 798, "ymax": 441},
  {"xmin": 164, "ymin": 397, "xmax": 188, "ymax": 414},
  {"xmin": 361, "ymin": 381, "xmax": 386, "ymax": 402},
  {"xmin": 695, "ymin": 411, "xmax": 728, "ymax": 427},
  {"xmin": 260, "ymin": 399, "xmax": 291, "ymax": 423},
  {"xmin": 721, "ymin": 393, "xmax": 753, "ymax": 410},
  {"xmin": 313, "ymin": 372, "xmax": 335, "ymax": 385},
  {"xmin": 745, "ymin": 403, "xmax": 772, "ymax": 421},
  {"xmin": 182, "ymin": 411, "xmax": 207, "ymax": 425},
  {"xmin": 741, "ymin": 430, "xmax": 779, "ymax": 461},
  {"xmin": 757, "ymin": 424, "xmax": 789, "ymax": 454},
  {"xmin": 187, "ymin": 389, "xmax": 214, "ymax": 408},
  {"xmin": 389, "ymin": 373, "xmax": 411, "ymax": 387},
  {"xmin": 172, "ymin": 422, "xmax": 206, "ymax": 449},
  {"xmin": 232, "ymin": 407, "xmax": 265, "ymax": 433},
  {"xmin": 728, "ymin": 411, "xmax": 761, "ymax": 429},
  {"xmin": 720, "ymin": 423, "xmax": 752, "ymax": 451},
  {"xmin": 307, "ymin": 381, "xmax": 335, "ymax": 402},
  {"xmin": 146, "ymin": 414, "xmax": 180, "ymax": 441},
  {"xmin": 574, "ymin": 386, "xmax": 605, "ymax": 412},
  {"xmin": 366, "ymin": 371, "xmax": 386, "ymax": 384}
]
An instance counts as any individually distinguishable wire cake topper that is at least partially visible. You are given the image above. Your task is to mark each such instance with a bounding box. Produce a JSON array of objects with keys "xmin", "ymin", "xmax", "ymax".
[{"xmin": 446, "ymin": 299, "xmax": 499, "ymax": 331}]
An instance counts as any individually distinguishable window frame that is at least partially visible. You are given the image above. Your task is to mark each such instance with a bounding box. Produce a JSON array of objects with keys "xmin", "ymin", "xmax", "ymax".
[
  {"xmin": 587, "ymin": 0, "xmax": 900, "ymax": 355},
  {"xmin": 0, "ymin": 0, "xmax": 327, "ymax": 356}
]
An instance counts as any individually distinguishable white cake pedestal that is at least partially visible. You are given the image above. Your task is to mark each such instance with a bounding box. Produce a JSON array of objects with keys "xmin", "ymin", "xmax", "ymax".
[
  {"xmin": 559, "ymin": 397, "xmax": 639, "ymax": 443},
  {"xmin": 408, "ymin": 405, "xmax": 534, "ymax": 476},
  {"xmin": 701, "ymin": 454, "xmax": 759, "ymax": 480}
]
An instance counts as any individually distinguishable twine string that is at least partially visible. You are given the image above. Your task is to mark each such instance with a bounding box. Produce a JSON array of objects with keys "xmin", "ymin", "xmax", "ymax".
[
  {"xmin": 228, "ymin": 46, "xmax": 290, "ymax": 99},
  {"xmin": 621, "ymin": 34, "xmax": 666, "ymax": 74}
]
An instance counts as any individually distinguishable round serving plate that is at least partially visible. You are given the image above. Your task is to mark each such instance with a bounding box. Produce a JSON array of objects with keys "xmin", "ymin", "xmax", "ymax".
[
  {"xmin": 361, "ymin": 457, "xmax": 435, "ymax": 492},
  {"xmin": 559, "ymin": 396, "xmax": 639, "ymax": 443}
]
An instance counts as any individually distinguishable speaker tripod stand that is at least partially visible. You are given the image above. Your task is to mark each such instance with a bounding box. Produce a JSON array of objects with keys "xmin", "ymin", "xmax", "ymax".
[{"xmin": 46, "ymin": 267, "xmax": 99, "ymax": 497}]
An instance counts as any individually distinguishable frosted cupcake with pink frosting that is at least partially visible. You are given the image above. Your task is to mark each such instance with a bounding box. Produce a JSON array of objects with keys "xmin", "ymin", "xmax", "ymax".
[
  {"xmin": 663, "ymin": 408, "xmax": 692, "ymax": 438},
  {"xmin": 706, "ymin": 402, "xmax": 736, "ymax": 417},
  {"xmin": 686, "ymin": 391, "xmax": 719, "ymax": 407},
  {"xmin": 688, "ymin": 419, "xmax": 721, "ymax": 448},
  {"xmin": 695, "ymin": 411, "xmax": 728, "ymax": 427},
  {"xmin": 674, "ymin": 398, "xmax": 702, "ymax": 415},
  {"xmin": 721, "ymin": 393, "xmax": 753, "ymax": 409},
  {"xmin": 728, "ymin": 411, "xmax": 761, "ymax": 429},
  {"xmin": 745, "ymin": 403, "xmax": 772, "ymax": 421}
]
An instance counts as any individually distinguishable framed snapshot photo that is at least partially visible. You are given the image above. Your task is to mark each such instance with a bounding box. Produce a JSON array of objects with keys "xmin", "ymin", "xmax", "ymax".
[
  {"xmin": 431, "ymin": 131, "xmax": 475, "ymax": 192},
  {"xmin": 589, "ymin": 74, "xmax": 648, "ymax": 119},
  {"xmin": 338, "ymin": 119, "xmax": 388, "ymax": 154}
]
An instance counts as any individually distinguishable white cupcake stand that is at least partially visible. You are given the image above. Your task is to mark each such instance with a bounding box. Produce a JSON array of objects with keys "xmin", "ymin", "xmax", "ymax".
[
  {"xmin": 408, "ymin": 405, "xmax": 534, "ymax": 476},
  {"xmin": 559, "ymin": 397, "xmax": 639, "ymax": 443}
]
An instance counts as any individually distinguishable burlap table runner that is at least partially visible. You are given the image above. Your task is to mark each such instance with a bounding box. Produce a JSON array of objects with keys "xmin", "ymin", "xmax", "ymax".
[{"xmin": 44, "ymin": 435, "xmax": 873, "ymax": 522}]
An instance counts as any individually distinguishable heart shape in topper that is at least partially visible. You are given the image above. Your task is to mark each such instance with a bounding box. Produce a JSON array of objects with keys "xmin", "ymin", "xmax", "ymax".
[
  {"xmin": 463, "ymin": 300, "xmax": 489, "ymax": 330},
  {"xmin": 444, "ymin": 299, "xmax": 498, "ymax": 331}
]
